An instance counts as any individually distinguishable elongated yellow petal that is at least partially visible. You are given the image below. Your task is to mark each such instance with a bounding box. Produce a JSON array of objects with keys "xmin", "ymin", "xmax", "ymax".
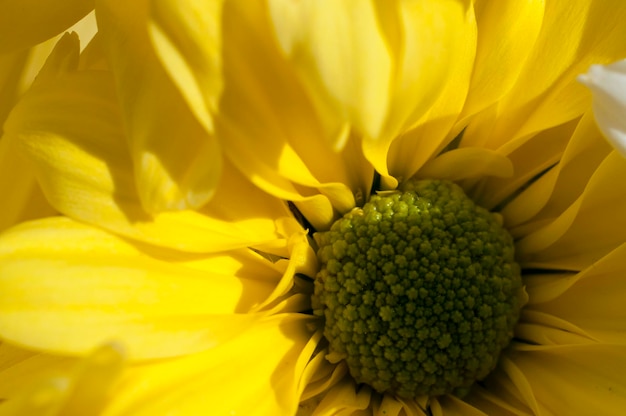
[
  {"xmin": 148, "ymin": 0, "xmax": 223, "ymax": 128},
  {"xmin": 471, "ymin": 118, "xmax": 578, "ymax": 210},
  {"xmin": 270, "ymin": 0, "xmax": 473, "ymax": 178},
  {"xmin": 0, "ymin": 217, "xmax": 280, "ymax": 359},
  {"xmin": 269, "ymin": 0, "xmax": 392, "ymax": 146},
  {"xmin": 0, "ymin": 344, "xmax": 124, "ymax": 416},
  {"xmin": 0, "ymin": 0, "xmax": 93, "ymax": 53},
  {"xmin": 509, "ymin": 345, "xmax": 626, "ymax": 414},
  {"xmin": 5, "ymin": 52, "xmax": 290, "ymax": 251},
  {"xmin": 387, "ymin": 3, "xmax": 477, "ymax": 181},
  {"xmin": 309, "ymin": 378, "xmax": 372, "ymax": 415},
  {"xmin": 461, "ymin": 0, "xmax": 544, "ymax": 118},
  {"xmin": 417, "ymin": 148, "xmax": 513, "ymax": 183},
  {"xmin": 503, "ymin": 113, "xmax": 611, "ymax": 231},
  {"xmin": 0, "ymin": 134, "xmax": 56, "ymax": 232},
  {"xmin": 526, "ymin": 243, "xmax": 626, "ymax": 344},
  {"xmin": 517, "ymin": 151, "xmax": 626, "ymax": 270},
  {"xmin": 217, "ymin": 0, "xmax": 371, "ymax": 217},
  {"xmin": 0, "ymin": 344, "xmax": 68, "ymax": 399},
  {"xmin": 97, "ymin": 0, "xmax": 221, "ymax": 212},
  {"xmin": 102, "ymin": 315, "xmax": 316, "ymax": 416},
  {"xmin": 464, "ymin": 0, "xmax": 626, "ymax": 153},
  {"xmin": 430, "ymin": 395, "xmax": 487, "ymax": 416}
]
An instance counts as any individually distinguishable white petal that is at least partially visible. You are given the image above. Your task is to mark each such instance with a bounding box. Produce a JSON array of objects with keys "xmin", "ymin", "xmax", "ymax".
[{"xmin": 579, "ymin": 59, "xmax": 626, "ymax": 157}]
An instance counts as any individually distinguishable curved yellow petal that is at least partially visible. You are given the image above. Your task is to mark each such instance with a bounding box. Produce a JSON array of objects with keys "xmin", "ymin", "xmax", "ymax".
[
  {"xmin": 526, "ymin": 243, "xmax": 626, "ymax": 345},
  {"xmin": 270, "ymin": 0, "xmax": 474, "ymax": 178},
  {"xmin": 471, "ymin": 117, "xmax": 578, "ymax": 210},
  {"xmin": 0, "ymin": 0, "xmax": 93, "ymax": 53},
  {"xmin": 5, "ymin": 54, "xmax": 289, "ymax": 251},
  {"xmin": 465, "ymin": 384, "xmax": 532, "ymax": 416},
  {"xmin": 214, "ymin": 1, "xmax": 371, "ymax": 215},
  {"xmin": 461, "ymin": 0, "xmax": 545, "ymax": 118},
  {"xmin": 430, "ymin": 395, "xmax": 487, "ymax": 416},
  {"xmin": 0, "ymin": 344, "xmax": 68, "ymax": 400},
  {"xmin": 0, "ymin": 344, "xmax": 124, "ymax": 416},
  {"xmin": 0, "ymin": 134, "xmax": 56, "ymax": 232},
  {"xmin": 0, "ymin": 217, "xmax": 281, "ymax": 359},
  {"xmin": 308, "ymin": 377, "xmax": 371, "ymax": 415},
  {"xmin": 516, "ymin": 151, "xmax": 626, "ymax": 270},
  {"xmin": 97, "ymin": 0, "xmax": 221, "ymax": 212},
  {"xmin": 362, "ymin": 0, "xmax": 474, "ymax": 177},
  {"xmin": 509, "ymin": 345, "xmax": 626, "ymax": 414},
  {"xmin": 464, "ymin": 0, "xmax": 626, "ymax": 153},
  {"xmin": 269, "ymin": 0, "xmax": 392, "ymax": 145},
  {"xmin": 387, "ymin": 4, "xmax": 477, "ymax": 181},
  {"xmin": 417, "ymin": 147, "xmax": 513, "ymax": 183},
  {"xmin": 102, "ymin": 314, "xmax": 317, "ymax": 416},
  {"xmin": 503, "ymin": 112, "xmax": 611, "ymax": 231},
  {"xmin": 148, "ymin": 0, "xmax": 222, "ymax": 128}
]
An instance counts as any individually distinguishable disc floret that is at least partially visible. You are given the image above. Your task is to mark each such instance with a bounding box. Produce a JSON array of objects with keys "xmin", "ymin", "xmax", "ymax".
[{"xmin": 312, "ymin": 179, "xmax": 525, "ymax": 398}]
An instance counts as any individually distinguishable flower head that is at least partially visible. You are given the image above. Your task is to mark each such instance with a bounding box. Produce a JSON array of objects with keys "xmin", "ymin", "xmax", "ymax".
[{"xmin": 3, "ymin": 0, "xmax": 626, "ymax": 415}]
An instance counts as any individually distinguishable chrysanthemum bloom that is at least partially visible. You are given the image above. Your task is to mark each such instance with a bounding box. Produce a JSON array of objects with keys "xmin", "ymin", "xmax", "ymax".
[{"xmin": 3, "ymin": 0, "xmax": 626, "ymax": 414}]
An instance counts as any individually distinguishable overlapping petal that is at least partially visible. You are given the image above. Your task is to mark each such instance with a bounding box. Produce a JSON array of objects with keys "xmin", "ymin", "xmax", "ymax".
[
  {"xmin": 100, "ymin": 315, "xmax": 317, "ymax": 416},
  {"xmin": 270, "ymin": 0, "xmax": 474, "ymax": 179},
  {"xmin": 0, "ymin": 0, "xmax": 93, "ymax": 53},
  {"xmin": 3, "ymin": 36, "xmax": 290, "ymax": 252},
  {"xmin": 0, "ymin": 344, "xmax": 124, "ymax": 416},
  {"xmin": 516, "ymin": 150, "xmax": 626, "ymax": 270},
  {"xmin": 508, "ymin": 345, "xmax": 626, "ymax": 414},
  {"xmin": 0, "ymin": 217, "xmax": 281, "ymax": 358},
  {"xmin": 148, "ymin": 0, "xmax": 374, "ymax": 229},
  {"xmin": 524, "ymin": 243, "xmax": 626, "ymax": 344},
  {"xmin": 96, "ymin": 0, "xmax": 221, "ymax": 212},
  {"xmin": 463, "ymin": 0, "xmax": 626, "ymax": 154}
]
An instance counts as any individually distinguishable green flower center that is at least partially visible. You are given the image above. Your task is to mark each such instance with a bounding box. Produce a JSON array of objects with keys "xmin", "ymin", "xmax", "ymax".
[{"xmin": 312, "ymin": 179, "xmax": 525, "ymax": 398}]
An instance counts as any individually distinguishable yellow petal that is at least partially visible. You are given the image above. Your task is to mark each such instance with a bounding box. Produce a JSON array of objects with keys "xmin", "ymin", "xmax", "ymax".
[
  {"xmin": 102, "ymin": 314, "xmax": 317, "ymax": 416},
  {"xmin": 0, "ymin": 344, "xmax": 124, "ymax": 416},
  {"xmin": 464, "ymin": 0, "xmax": 626, "ymax": 153},
  {"xmin": 0, "ymin": 344, "xmax": 69, "ymax": 399},
  {"xmin": 503, "ymin": 112, "xmax": 611, "ymax": 231},
  {"xmin": 309, "ymin": 378, "xmax": 372, "ymax": 415},
  {"xmin": 361, "ymin": 0, "xmax": 474, "ymax": 177},
  {"xmin": 526, "ymin": 243, "xmax": 626, "ymax": 344},
  {"xmin": 417, "ymin": 147, "xmax": 513, "ymax": 183},
  {"xmin": 97, "ymin": 0, "xmax": 221, "ymax": 212},
  {"xmin": 495, "ymin": 356, "xmax": 541, "ymax": 415},
  {"xmin": 516, "ymin": 150, "xmax": 626, "ymax": 270},
  {"xmin": 0, "ymin": 376, "xmax": 69, "ymax": 416},
  {"xmin": 509, "ymin": 344, "xmax": 626, "ymax": 414},
  {"xmin": 5, "ymin": 58, "xmax": 289, "ymax": 251},
  {"xmin": 465, "ymin": 384, "xmax": 531, "ymax": 416},
  {"xmin": 470, "ymin": 117, "xmax": 578, "ymax": 210},
  {"xmin": 269, "ymin": 0, "xmax": 391, "ymax": 145},
  {"xmin": 461, "ymin": 0, "xmax": 545, "ymax": 118},
  {"xmin": 0, "ymin": 134, "xmax": 56, "ymax": 232},
  {"xmin": 0, "ymin": 0, "xmax": 93, "ymax": 53},
  {"xmin": 0, "ymin": 217, "xmax": 279, "ymax": 359},
  {"xmin": 214, "ymin": 1, "xmax": 371, "ymax": 214},
  {"xmin": 430, "ymin": 395, "xmax": 487, "ymax": 416},
  {"xmin": 387, "ymin": 4, "xmax": 477, "ymax": 181},
  {"xmin": 58, "ymin": 344, "xmax": 126, "ymax": 416},
  {"xmin": 270, "ymin": 0, "xmax": 473, "ymax": 177},
  {"xmin": 148, "ymin": 0, "xmax": 223, "ymax": 127}
]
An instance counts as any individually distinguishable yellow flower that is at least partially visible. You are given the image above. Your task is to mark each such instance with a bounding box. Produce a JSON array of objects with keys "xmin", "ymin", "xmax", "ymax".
[{"xmin": 2, "ymin": 0, "xmax": 626, "ymax": 414}]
